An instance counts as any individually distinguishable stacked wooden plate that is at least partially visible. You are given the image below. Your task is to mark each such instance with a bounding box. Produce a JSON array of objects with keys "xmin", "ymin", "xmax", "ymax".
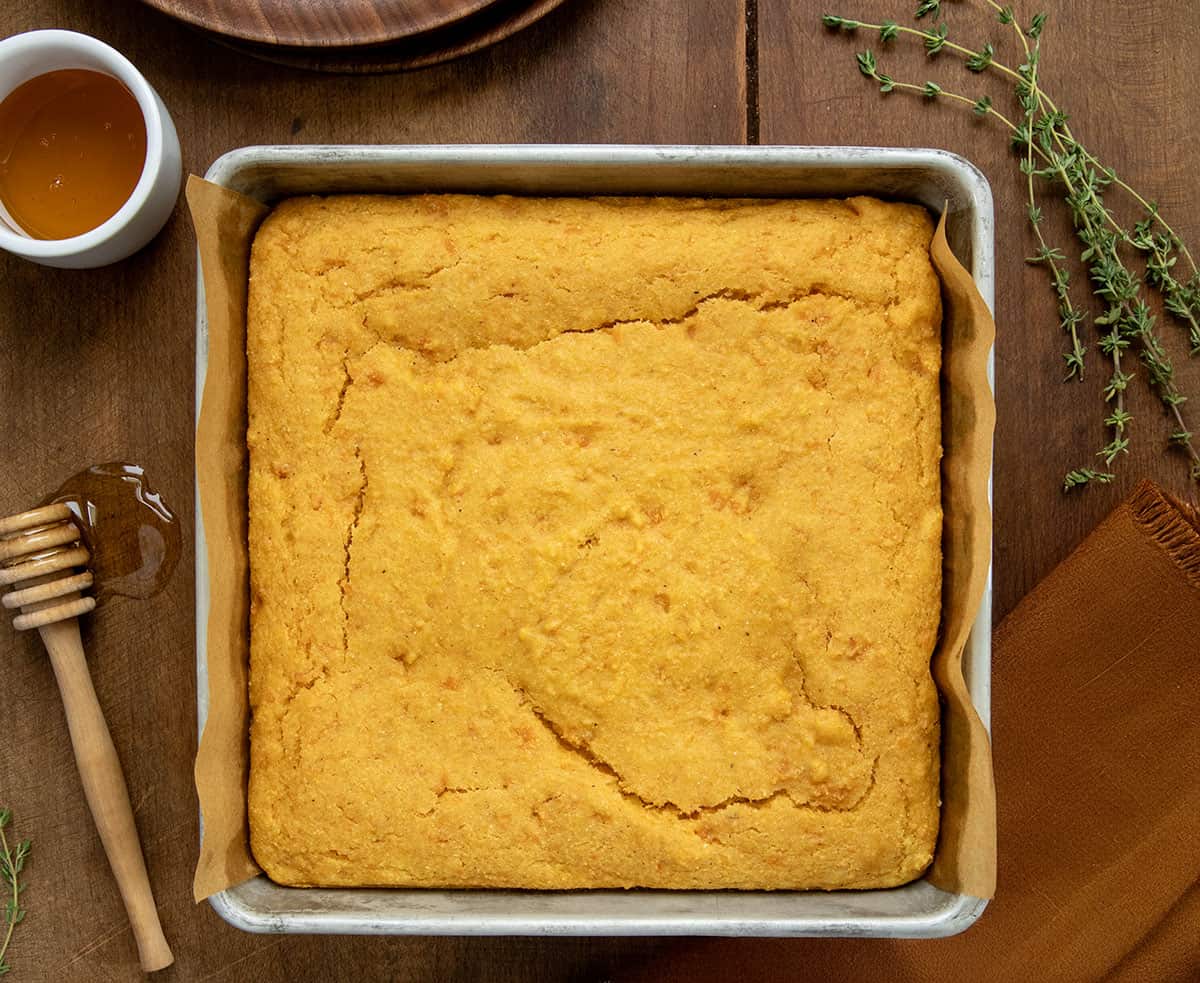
[{"xmin": 140, "ymin": 0, "xmax": 571, "ymax": 72}]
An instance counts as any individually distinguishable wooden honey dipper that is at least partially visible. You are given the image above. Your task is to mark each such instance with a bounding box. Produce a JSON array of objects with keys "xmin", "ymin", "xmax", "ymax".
[{"xmin": 0, "ymin": 503, "xmax": 173, "ymax": 973}]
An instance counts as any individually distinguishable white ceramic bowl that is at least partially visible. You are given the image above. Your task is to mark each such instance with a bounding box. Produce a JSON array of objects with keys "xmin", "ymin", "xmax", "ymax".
[{"xmin": 0, "ymin": 30, "xmax": 182, "ymax": 269}]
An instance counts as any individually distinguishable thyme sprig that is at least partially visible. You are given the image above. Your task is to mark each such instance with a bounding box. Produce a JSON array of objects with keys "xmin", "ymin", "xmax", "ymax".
[
  {"xmin": 0, "ymin": 809, "xmax": 30, "ymax": 976},
  {"xmin": 823, "ymin": 2, "xmax": 1200, "ymax": 487}
]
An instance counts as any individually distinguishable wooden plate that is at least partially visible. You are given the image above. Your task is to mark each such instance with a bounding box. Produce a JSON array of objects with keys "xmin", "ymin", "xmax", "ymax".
[
  {"xmin": 207, "ymin": 0, "xmax": 571, "ymax": 73},
  {"xmin": 139, "ymin": 0, "xmax": 504, "ymax": 48}
]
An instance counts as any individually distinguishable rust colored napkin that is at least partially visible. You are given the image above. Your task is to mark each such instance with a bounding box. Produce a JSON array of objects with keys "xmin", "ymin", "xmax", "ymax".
[{"xmin": 619, "ymin": 480, "xmax": 1200, "ymax": 983}]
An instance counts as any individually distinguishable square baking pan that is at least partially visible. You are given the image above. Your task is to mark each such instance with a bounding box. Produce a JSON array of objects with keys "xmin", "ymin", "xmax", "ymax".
[{"xmin": 195, "ymin": 144, "xmax": 994, "ymax": 938}]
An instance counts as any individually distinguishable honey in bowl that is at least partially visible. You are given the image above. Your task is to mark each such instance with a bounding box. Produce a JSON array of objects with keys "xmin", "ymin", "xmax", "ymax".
[{"xmin": 0, "ymin": 69, "xmax": 147, "ymax": 240}]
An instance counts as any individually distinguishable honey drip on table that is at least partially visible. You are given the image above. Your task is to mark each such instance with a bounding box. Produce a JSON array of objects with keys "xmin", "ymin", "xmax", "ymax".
[
  {"xmin": 41, "ymin": 463, "xmax": 180, "ymax": 600},
  {"xmin": 0, "ymin": 69, "xmax": 147, "ymax": 240}
]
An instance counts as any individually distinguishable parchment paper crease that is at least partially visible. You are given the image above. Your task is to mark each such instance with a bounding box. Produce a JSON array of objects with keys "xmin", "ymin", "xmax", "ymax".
[{"xmin": 189, "ymin": 175, "xmax": 997, "ymax": 902}]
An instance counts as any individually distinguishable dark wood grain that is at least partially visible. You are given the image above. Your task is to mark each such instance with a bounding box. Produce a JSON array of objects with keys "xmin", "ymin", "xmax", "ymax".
[
  {"xmin": 139, "ymin": 0, "xmax": 502, "ymax": 48},
  {"xmin": 3, "ymin": 0, "xmax": 1197, "ymax": 980},
  {"xmin": 757, "ymin": 0, "xmax": 1200, "ymax": 623},
  {"xmin": 0, "ymin": 0, "xmax": 746, "ymax": 979}
]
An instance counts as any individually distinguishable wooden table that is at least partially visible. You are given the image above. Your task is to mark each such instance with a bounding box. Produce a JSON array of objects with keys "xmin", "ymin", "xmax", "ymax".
[{"xmin": 1, "ymin": 0, "xmax": 1197, "ymax": 978}]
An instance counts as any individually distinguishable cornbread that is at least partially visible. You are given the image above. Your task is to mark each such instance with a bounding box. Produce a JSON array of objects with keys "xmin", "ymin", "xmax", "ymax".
[{"xmin": 246, "ymin": 194, "xmax": 943, "ymax": 890}]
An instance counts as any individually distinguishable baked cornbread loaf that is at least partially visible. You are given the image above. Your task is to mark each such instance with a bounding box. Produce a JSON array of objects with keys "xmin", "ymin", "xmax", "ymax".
[{"xmin": 246, "ymin": 194, "xmax": 943, "ymax": 890}]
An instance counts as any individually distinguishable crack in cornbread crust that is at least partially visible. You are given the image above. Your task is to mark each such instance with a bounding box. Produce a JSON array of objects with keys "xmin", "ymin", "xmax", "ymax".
[
  {"xmin": 247, "ymin": 194, "xmax": 942, "ymax": 890},
  {"xmin": 496, "ymin": 665, "xmax": 878, "ymax": 820}
]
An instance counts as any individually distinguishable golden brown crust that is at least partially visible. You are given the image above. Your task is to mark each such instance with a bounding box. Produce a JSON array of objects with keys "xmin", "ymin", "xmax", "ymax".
[{"xmin": 246, "ymin": 194, "xmax": 942, "ymax": 889}]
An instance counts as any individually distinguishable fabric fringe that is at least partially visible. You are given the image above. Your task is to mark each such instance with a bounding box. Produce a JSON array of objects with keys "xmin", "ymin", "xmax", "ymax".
[{"xmin": 1127, "ymin": 479, "xmax": 1200, "ymax": 592}]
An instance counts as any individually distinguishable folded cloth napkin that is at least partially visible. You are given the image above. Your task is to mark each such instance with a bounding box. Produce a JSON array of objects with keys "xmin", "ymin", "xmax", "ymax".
[{"xmin": 618, "ymin": 480, "xmax": 1200, "ymax": 983}]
